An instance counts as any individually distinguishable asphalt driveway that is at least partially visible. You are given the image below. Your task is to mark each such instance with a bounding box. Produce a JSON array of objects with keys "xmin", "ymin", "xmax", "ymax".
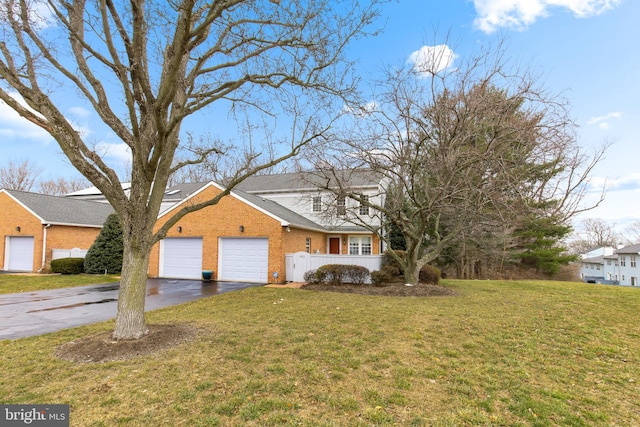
[{"xmin": 0, "ymin": 279, "xmax": 262, "ymax": 340}]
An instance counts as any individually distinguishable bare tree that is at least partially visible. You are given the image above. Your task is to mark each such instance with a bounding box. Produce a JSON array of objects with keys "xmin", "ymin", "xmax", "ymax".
[
  {"xmin": 37, "ymin": 176, "xmax": 89, "ymax": 195},
  {"xmin": 623, "ymin": 221, "xmax": 640, "ymax": 245},
  {"xmin": 0, "ymin": 0, "xmax": 381, "ymax": 339},
  {"xmin": 568, "ymin": 218, "xmax": 621, "ymax": 254},
  {"xmin": 0, "ymin": 159, "xmax": 42, "ymax": 191},
  {"xmin": 310, "ymin": 39, "xmax": 606, "ymax": 284}
]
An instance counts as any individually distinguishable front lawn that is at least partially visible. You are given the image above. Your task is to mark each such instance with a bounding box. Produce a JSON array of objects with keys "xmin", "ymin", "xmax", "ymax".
[
  {"xmin": 1, "ymin": 279, "xmax": 639, "ymax": 426},
  {"xmin": 0, "ymin": 274, "xmax": 119, "ymax": 294}
]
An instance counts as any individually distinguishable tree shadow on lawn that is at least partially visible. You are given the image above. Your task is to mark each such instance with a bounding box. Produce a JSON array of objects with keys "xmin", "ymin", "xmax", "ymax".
[
  {"xmin": 301, "ymin": 281, "xmax": 458, "ymax": 297},
  {"xmin": 55, "ymin": 282, "xmax": 456, "ymax": 363}
]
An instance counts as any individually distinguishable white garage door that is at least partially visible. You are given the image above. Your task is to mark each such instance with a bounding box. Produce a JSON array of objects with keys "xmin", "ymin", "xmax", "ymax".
[
  {"xmin": 5, "ymin": 236, "xmax": 35, "ymax": 271},
  {"xmin": 219, "ymin": 238, "xmax": 269, "ymax": 283},
  {"xmin": 160, "ymin": 237, "xmax": 203, "ymax": 279}
]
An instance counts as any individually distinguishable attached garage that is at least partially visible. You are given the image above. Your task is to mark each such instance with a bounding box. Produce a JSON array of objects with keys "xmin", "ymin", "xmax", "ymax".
[
  {"xmin": 160, "ymin": 237, "xmax": 203, "ymax": 279},
  {"xmin": 4, "ymin": 236, "xmax": 35, "ymax": 271},
  {"xmin": 218, "ymin": 237, "xmax": 269, "ymax": 283}
]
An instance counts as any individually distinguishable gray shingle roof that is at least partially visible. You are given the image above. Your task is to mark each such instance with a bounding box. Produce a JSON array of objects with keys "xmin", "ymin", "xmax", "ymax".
[
  {"xmin": 616, "ymin": 244, "xmax": 640, "ymax": 254},
  {"xmin": 236, "ymin": 169, "xmax": 382, "ymax": 193},
  {"xmin": 5, "ymin": 189, "xmax": 114, "ymax": 227},
  {"xmin": 162, "ymin": 182, "xmax": 211, "ymax": 202},
  {"xmin": 232, "ymin": 188, "xmax": 326, "ymax": 231}
]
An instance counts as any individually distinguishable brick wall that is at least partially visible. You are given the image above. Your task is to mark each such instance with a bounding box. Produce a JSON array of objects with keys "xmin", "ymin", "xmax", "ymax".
[
  {"xmin": 0, "ymin": 192, "xmax": 102, "ymax": 272},
  {"xmin": 0, "ymin": 192, "xmax": 44, "ymax": 271},
  {"xmin": 46, "ymin": 225, "xmax": 101, "ymax": 264},
  {"xmin": 150, "ymin": 184, "xmax": 292, "ymax": 283}
]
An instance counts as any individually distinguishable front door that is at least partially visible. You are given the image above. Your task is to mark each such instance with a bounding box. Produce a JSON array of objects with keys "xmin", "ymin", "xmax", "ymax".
[{"xmin": 329, "ymin": 237, "xmax": 341, "ymax": 254}]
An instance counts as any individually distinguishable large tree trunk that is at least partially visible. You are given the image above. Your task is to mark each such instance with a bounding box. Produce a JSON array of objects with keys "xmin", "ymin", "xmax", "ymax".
[
  {"xmin": 113, "ymin": 236, "xmax": 152, "ymax": 340},
  {"xmin": 403, "ymin": 246, "xmax": 423, "ymax": 286}
]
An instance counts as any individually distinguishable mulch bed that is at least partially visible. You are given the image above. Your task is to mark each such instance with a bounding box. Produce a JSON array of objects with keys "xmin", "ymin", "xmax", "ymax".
[{"xmin": 55, "ymin": 323, "xmax": 198, "ymax": 363}]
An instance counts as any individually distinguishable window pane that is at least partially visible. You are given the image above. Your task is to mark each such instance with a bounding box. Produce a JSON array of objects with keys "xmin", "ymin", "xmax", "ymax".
[
  {"xmin": 349, "ymin": 236, "xmax": 359, "ymax": 255},
  {"xmin": 359, "ymin": 195, "xmax": 369, "ymax": 215},
  {"xmin": 361, "ymin": 236, "xmax": 372, "ymax": 255},
  {"xmin": 337, "ymin": 196, "xmax": 346, "ymax": 216}
]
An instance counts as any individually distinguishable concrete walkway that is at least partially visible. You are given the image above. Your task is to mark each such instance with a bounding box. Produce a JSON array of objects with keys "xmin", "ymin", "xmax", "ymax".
[{"xmin": 0, "ymin": 279, "xmax": 262, "ymax": 340}]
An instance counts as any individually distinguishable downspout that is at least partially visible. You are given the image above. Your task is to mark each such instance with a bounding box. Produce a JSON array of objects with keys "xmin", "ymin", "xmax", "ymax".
[{"xmin": 38, "ymin": 224, "xmax": 52, "ymax": 273}]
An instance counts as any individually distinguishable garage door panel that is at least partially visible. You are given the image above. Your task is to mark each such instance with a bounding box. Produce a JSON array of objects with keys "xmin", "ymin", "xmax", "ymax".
[
  {"xmin": 160, "ymin": 238, "xmax": 202, "ymax": 279},
  {"xmin": 219, "ymin": 238, "xmax": 268, "ymax": 283},
  {"xmin": 6, "ymin": 236, "xmax": 35, "ymax": 271}
]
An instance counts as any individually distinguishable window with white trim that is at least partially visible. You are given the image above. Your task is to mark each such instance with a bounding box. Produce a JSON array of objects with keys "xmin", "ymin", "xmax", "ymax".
[
  {"xmin": 306, "ymin": 237, "xmax": 311, "ymax": 253},
  {"xmin": 349, "ymin": 236, "xmax": 372, "ymax": 255},
  {"xmin": 312, "ymin": 196, "xmax": 322, "ymax": 213},
  {"xmin": 359, "ymin": 195, "xmax": 369, "ymax": 215},
  {"xmin": 337, "ymin": 195, "xmax": 346, "ymax": 216},
  {"xmin": 621, "ymin": 256, "xmax": 626, "ymax": 267},
  {"xmin": 632, "ymin": 256, "xmax": 637, "ymax": 268}
]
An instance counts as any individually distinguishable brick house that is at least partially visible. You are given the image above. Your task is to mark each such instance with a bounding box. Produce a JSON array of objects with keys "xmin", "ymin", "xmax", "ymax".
[
  {"xmin": 148, "ymin": 179, "xmax": 381, "ymax": 282},
  {"xmin": 1, "ymin": 170, "xmax": 384, "ymax": 282},
  {"xmin": 0, "ymin": 189, "xmax": 113, "ymax": 272}
]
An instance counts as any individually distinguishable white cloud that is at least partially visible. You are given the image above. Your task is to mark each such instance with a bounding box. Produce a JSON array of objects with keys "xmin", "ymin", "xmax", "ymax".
[
  {"xmin": 95, "ymin": 142, "xmax": 132, "ymax": 164},
  {"xmin": 68, "ymin": 106, "xmax": 92, "ymax": 118},
  {"xmin": 587, "ymin": 111, "xmax": 622, "ymax": 129},
  {"xmin": 408, "ymin": 45, "xmax": 457, "ymax": 76},
  {"xmin": 343, "ymin": 100, "xmax": 378, "ymax": 117},
  {"xmin": 473, "ymin": 0, "xmax": 622, "ymax": 33},
  {"xmin": 0, "ymin": 93, "xmax": 52, "ymax": 142}
]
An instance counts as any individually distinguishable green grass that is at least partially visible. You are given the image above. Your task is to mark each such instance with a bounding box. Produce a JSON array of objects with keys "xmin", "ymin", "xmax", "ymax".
[
  {"xmin": 1, "ymin": 279, "xmax": 639, "ymax": 426},
  {"xmin": 0, "ymin": 274, "xmax": 119, "ymax": 294}
]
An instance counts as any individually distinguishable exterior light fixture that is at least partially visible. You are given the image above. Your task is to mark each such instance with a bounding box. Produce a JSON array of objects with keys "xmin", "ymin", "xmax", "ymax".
[
  {"xmin": 15, "ymin": 226, "xmax": 20, "ymax": 232},
  {"xmin": 239, "ymin": 225, "xmax": 245, "ymax": 233},
  {"xmin": 286, "ymin": 226, "xmax": 291, "ymax": 232},
  {"xmin": 177, "ymin": 226, "xmax": 182, "ymax": 233}
]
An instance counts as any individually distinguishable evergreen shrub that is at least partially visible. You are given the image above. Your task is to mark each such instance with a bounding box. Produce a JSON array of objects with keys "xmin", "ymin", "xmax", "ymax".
[{"xmin": 84, "ymin": 214, "xmax": 124, "ymax": 274}]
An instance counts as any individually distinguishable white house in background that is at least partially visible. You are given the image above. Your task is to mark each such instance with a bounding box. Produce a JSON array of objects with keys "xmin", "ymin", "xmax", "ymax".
[
  {"xmin": 615, "ymin": 244, "xmax": 640, "ymax": 287},
  {"xmin": 580, "ymin": 244, "xmax": 640, "ymax": 286}
]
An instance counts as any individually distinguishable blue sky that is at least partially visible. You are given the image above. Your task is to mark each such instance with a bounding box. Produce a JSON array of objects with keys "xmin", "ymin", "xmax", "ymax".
[{"xmin": 1, "ymin": 0, "xmax": 638, "ymax": 232}]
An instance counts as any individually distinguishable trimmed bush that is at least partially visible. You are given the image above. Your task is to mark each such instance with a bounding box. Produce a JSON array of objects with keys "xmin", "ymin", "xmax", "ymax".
[
  {"xmin": 314, "ymin": 264, "xmax": 371, "ymax": 285},
  {"xmin": 303, "ymin": 269, "xmax": 320, "ymax": 284},
  {"xmin": 51, "ymin": 257, "xmax": 85, "ymax": 275},
  {"xmin": 370, "ymin": 270, "xmax": 391, "ymax": 286},
  {"xmin": 382, "ymin": 264, "xmax": 401, "ymax": 279},
  {"xmin": 419, "ymin": 264, "xmax": 441, "ymax": 285},
  {"xmin": 343, "ymin": 265, "xmax": 370, "ymax": 285},
  {"xmin": 84, "ymin": 214, "xmax": 124, "ymax": 274},
  {"xmin": 382, "ymin": 250, "xmax": 406, "ymax": 275}
]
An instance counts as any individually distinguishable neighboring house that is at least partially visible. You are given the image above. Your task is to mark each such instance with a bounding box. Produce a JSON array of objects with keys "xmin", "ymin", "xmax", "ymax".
[
  {"xmin": 1, "ymin": 170, "xmax": 385, "ymax": 283},
  {"xmin": 0, "ymin": 189, "xmax": 113, "ymax": 272},
  {"xmin": 580, "ymin": 244, "xmax": 640, "ymax": 286},
  {"xmin": 615, "ymin": 244, "xmax": 640, "ymax": 287}
]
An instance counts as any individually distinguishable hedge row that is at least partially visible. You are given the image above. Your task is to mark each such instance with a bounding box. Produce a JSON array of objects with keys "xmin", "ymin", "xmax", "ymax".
[
  {"xmin": 303, "ymin": 264, "xmax": 370, "ymax": 285},
  {"xmin": 50, "ymin": 258, "xmax": 85, "ymax": 275}
]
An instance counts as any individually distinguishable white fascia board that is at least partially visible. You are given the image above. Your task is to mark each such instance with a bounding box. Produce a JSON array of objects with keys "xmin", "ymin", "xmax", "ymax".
[{"xmin": 44, "ymin": 222, "xmax": 103, "ymax": 228}]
